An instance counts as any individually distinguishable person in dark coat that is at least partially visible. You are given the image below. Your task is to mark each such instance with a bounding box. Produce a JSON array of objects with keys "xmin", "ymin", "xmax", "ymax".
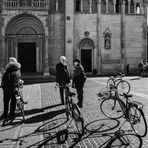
[
  {"xmin": 0, "ymin": 57, "xmax": 21, "ymax": 119},
  {"xmin": 72, "ymin": 58, "xmax": 86, "ymax": 108},
  {"xmin": 138, "ymin": 61, "xmax": 144, "ymax": 76},
  {"xmin": 56, "ymin": 56, "xmax": 70, "ymax": 104}
]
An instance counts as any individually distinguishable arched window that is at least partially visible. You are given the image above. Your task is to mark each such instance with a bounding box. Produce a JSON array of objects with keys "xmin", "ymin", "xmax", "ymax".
[
  {"xmin": 83, "ymin": 0, "xmax": 89, "ymax": 13},
  {"xmin": 125, "ymin": 0, "xmax": 128, "ymax": 14},
  {"xmin": 75, "ymin": 0, "xmax": 81, "ymax": 12},
  {"xmin": 50, "ymin": 0, "xmax": 56, "ymax": 11},
  {"xmin": 130, "ymin": 0, "xmax": 134, "ymax": 13},
  {"xmin": 101, "ymin": 0, "xmax": 106, "ymax": 13},
  {"xmin": 136, "ymin": 3, "xmax": 140, "ymax": 14},
  {"xmin": 108, "ymin": 0, "xmax": 114, "ymax": 13},
  {"xmin": 58, "ymin": 0, "xmax": 64, "ymax": 12},
  {"xmin": 92, "ymin": 0, "xmax": 97, "ymax": 13},
  {"xmin": 116, "ymin": 0, "xmax": 121, "ymax": 13}
]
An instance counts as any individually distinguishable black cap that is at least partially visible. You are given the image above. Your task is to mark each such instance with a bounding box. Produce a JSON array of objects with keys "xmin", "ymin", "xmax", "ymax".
[{"xmin": 73, "ymin": 58, "xmax": 80, "ymax": 63}]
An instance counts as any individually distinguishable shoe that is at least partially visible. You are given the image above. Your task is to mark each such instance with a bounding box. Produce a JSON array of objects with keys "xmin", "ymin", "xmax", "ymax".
[{"xmin": 77, "ymin": 103, "xmax": 83, "ymax": 108}]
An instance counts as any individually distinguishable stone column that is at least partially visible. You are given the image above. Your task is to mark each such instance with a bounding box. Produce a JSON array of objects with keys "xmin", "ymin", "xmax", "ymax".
[
  {"xmin": 106, "ymin": 0, "xmax": 108, "ymax": 13},
  {"xmin": 128, "ymin": 0, "xmax": 130, "ymax": 14},
  {"xmin": 113, "ymin": 0, "xmax": 116, "ymax": 13},
  {"xmin": 81, "ymin": 0, "xmax": 83, "ymax": 12},
  {"xmin": 44, "ymin": 36, "xmax": 49, "ymax": 76},
  {"xmin": 89, "ymin": 0, "xmax": 92, "ymax": 13},
  {"xmin": 65, "ymin": 0, "xmax": 74, "ymax": 75},
  {"xmin": 121, "ymin": 0, "xmax": 126, "ymax": 72},
  {"xmin": 96, "ymin": 0, "xmax": 101, "ymax": 74}
]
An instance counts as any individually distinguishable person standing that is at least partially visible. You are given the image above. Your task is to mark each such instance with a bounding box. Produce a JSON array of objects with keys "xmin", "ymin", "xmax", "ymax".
[
  {"xmin": 56, "ymin": 56, "xmax": 70, "ymax": 105},
  {"xmin": 72, "ymin": 58, "xmax": 86, "ymax": 108},
  {"xmin": 0, "ymin": 57, "xmax": 21, "ymax": 119},
  {"xmin": 138, "ymin": 61, "xmax": 144, "ymax": 76}
]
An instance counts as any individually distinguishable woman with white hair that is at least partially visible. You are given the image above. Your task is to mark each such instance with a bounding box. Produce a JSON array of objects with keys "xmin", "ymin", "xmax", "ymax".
[{"xmin": 0, "ymin": 57, "xmax": 21, "ymax": 119}]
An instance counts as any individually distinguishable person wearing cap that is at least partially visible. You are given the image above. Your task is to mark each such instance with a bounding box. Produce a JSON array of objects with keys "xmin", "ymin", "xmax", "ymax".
[
  {"xmin": 72, "ymin": 58, "xmax": 86, "ymax": 108},
  {"xmin": 0, "ymin": 57, "xmax": 21, "ymax": 119},
  {"xmin": 56, "ymin": 56, "xmax": 70, "ymax": 105}
]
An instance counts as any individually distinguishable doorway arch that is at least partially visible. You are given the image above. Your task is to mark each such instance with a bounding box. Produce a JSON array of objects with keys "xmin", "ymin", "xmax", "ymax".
[
  {"xmin": 5, "ymin": 13, "xmax": 45, "ymax": 73},
  {"xmin": 79, "ymin": 38, "xmax": 95, "ymax": 72}
]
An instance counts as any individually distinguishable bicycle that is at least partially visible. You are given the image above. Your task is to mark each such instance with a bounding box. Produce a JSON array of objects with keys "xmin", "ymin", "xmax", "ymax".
[
  {"xmin": 2, "ymin": 79, "xmax": 26, "ymax": 126},
  {"xmin": 56, "ymin": 84, "xmax": 84, "ymax": 135},
  {"xmin": 107, "ymin": 72, "xmax": 131, "ymax": 95},
  {"xmin": 100, "ymin": 84, "xmax": 147, "ymax": 137}
]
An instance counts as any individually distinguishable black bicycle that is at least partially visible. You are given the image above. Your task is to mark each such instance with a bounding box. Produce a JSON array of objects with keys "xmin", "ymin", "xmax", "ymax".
[
  {"xmin": 56, "ymin": 84, "xmax": 84, "ymax": 135},
  {"xmin": 100, "ymin": 84, "xmax": 147, "ymax": 137}
]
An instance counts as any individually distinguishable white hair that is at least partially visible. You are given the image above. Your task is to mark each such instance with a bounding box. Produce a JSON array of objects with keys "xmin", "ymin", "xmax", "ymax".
[
  {"xmin": 60, "ymin": 56, "xmax": 66, "ymax": 61},
  {"xmin": 9, "ymin": 57, "xmax": 17, "ymax": 63}
]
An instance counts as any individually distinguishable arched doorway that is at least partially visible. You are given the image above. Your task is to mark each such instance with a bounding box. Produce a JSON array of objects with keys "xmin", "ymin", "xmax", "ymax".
[
  {"xmin": 79, "ymin": 38, "xmax": 95, "ymax": 72},
  {"xmin": 5, "ymin": 13, "xmax": 45, "ymax": 73}
]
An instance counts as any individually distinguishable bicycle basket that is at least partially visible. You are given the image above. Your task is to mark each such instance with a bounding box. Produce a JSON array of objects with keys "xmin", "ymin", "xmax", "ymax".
[{"xmin": 132, "ymin": 101, "xmax": 143, "ymax": 110}]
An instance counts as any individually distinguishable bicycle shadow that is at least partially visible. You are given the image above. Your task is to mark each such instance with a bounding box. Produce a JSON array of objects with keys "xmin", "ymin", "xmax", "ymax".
[
  {"xmin": 0, "ymin": 117, "xmax": 68, "ymax": 147},
  {"xmin": 68, "ymin": 118, "xmax": 120, "ymax": 148},
  {"xmin": 68, "ymin": 118, "xmax": 142, "ymax": 148}
]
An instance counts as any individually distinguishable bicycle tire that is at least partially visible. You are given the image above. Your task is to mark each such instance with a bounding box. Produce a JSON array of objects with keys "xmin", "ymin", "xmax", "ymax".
[
  {"xmin": 116, "ymin": 80, "xmax": 131, "ymax": 95},
  {"xmin": 107, "ymin": 78, "xmax": 115, "ymax": 91},
  {"xmin": 72, "ymin": 104, "xmax": 84, "ymax": 135},
  {"xmin": 106, "ymin": 133, "xmax": 142, "ymax": 148},
  {"xmin": 100, "ymin": 97, "xmax": 123, "ymax": 119},
  {"xmin": 129, "ymin": 105, "xmax": 147, "ymax": 137}
]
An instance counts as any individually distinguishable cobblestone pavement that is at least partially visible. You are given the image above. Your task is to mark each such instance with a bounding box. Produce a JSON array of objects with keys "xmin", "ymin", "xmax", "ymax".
[{"xmin": 0, "ymin": 76, "xmax": 148, "ymax": 148}]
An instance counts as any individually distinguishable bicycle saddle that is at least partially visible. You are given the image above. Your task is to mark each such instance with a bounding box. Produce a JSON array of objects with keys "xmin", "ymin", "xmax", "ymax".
[
  {"xmin": 123, "ymin": 93, "xmax": 132, "ymax": 98},
  {"xmin": 68, "ymin": 91, "xmax": 76, "ymax": 97}
]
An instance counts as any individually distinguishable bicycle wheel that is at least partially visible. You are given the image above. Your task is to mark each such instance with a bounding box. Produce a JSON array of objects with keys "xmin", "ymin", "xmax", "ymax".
[
  {"xmin": 116, "ymin": 80, "xmax": 131, "ymax": 95},
  {"xmin": 72, "ymin": 104, "xmax": 84, "ymax": 135},
  {"xmin": 107, "ymin": 78, "xmax": 115, "ymax": 91},
  {"xmin": 106, "ymin": 133, "xmax": 142, "ymax": 148},
  {"xmin": 129, "ymin": 105, "xmax": 147, "ymax": 137},
  {"xmin": 100, "ymin": 97, "xmax": 123, "ymax": 119},
  {"xmin": 17, "ymin": 100, "xmax": 25, "ymax": 121}
]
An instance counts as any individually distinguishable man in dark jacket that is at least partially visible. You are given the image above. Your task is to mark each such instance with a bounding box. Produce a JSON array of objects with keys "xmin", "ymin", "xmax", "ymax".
[
  {"xmin": 56, "ymin": 56, "xmax": 70, "ymax": 104},
  {"xmin": 0, "ymin": 57, "xmax": 21, "ymax": 119},
  {"xmin": 72, "ymin": 58, "xmax": 86, "ymax": 108}
]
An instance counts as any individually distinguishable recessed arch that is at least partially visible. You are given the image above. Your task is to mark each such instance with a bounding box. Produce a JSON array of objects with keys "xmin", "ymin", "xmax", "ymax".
[
  {"xmin": 79, "ymin": 38, "xmax": 95, "ymax": 72},
  {"xmin": 5, "ymin": 13, "xmax": 46, "ymax": 73},
  {"xmin": 5, "ymin": 13, "xmax": 45, "ymax": 35}
]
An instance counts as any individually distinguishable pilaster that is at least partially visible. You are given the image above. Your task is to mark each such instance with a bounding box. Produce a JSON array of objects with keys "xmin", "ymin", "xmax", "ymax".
[
  {"xmin": 65, "ymin": 0, "xmax": 74, "ymax": 75},
  {"xmin": 97, "ymin": 0, "xmax": 101, "ymax": 74},
  {"xmin": 44, "ymin": 36, "xmax": 49, "ymax": 76},
  {"xmin": 142, "ymin": 2, "xmax": 147, "ymax": 63},
  {"xmin": 121, "ymin": 0, "xmax": 126, "ymax": 72}
]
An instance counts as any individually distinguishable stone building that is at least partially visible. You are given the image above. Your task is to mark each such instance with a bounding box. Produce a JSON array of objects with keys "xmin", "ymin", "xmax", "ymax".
[{"xmin": 0, "ymin": 0, "xmax": 147, "ymax": 76}]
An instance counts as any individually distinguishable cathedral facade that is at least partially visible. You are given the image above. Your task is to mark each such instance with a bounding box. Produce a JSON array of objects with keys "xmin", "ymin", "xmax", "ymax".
[{"xmin": 0, "ymin": 0, "xmax": 147, "ymax": 75}]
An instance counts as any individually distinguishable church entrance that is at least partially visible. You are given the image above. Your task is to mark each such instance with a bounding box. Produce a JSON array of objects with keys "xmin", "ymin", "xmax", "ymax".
[
  {"xmin": 18, "ymin": 43, "xmax": 36, "ymax": 73},
  {"xmin": 81, "ymin": 49, "xmax": 92, "ymax": 72}
]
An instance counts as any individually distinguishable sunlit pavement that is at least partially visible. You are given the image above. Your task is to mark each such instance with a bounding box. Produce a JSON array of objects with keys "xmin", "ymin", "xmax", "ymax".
[{"xmin": 0, "ymin": 76, "xmax": 148, "ymax": 147}]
